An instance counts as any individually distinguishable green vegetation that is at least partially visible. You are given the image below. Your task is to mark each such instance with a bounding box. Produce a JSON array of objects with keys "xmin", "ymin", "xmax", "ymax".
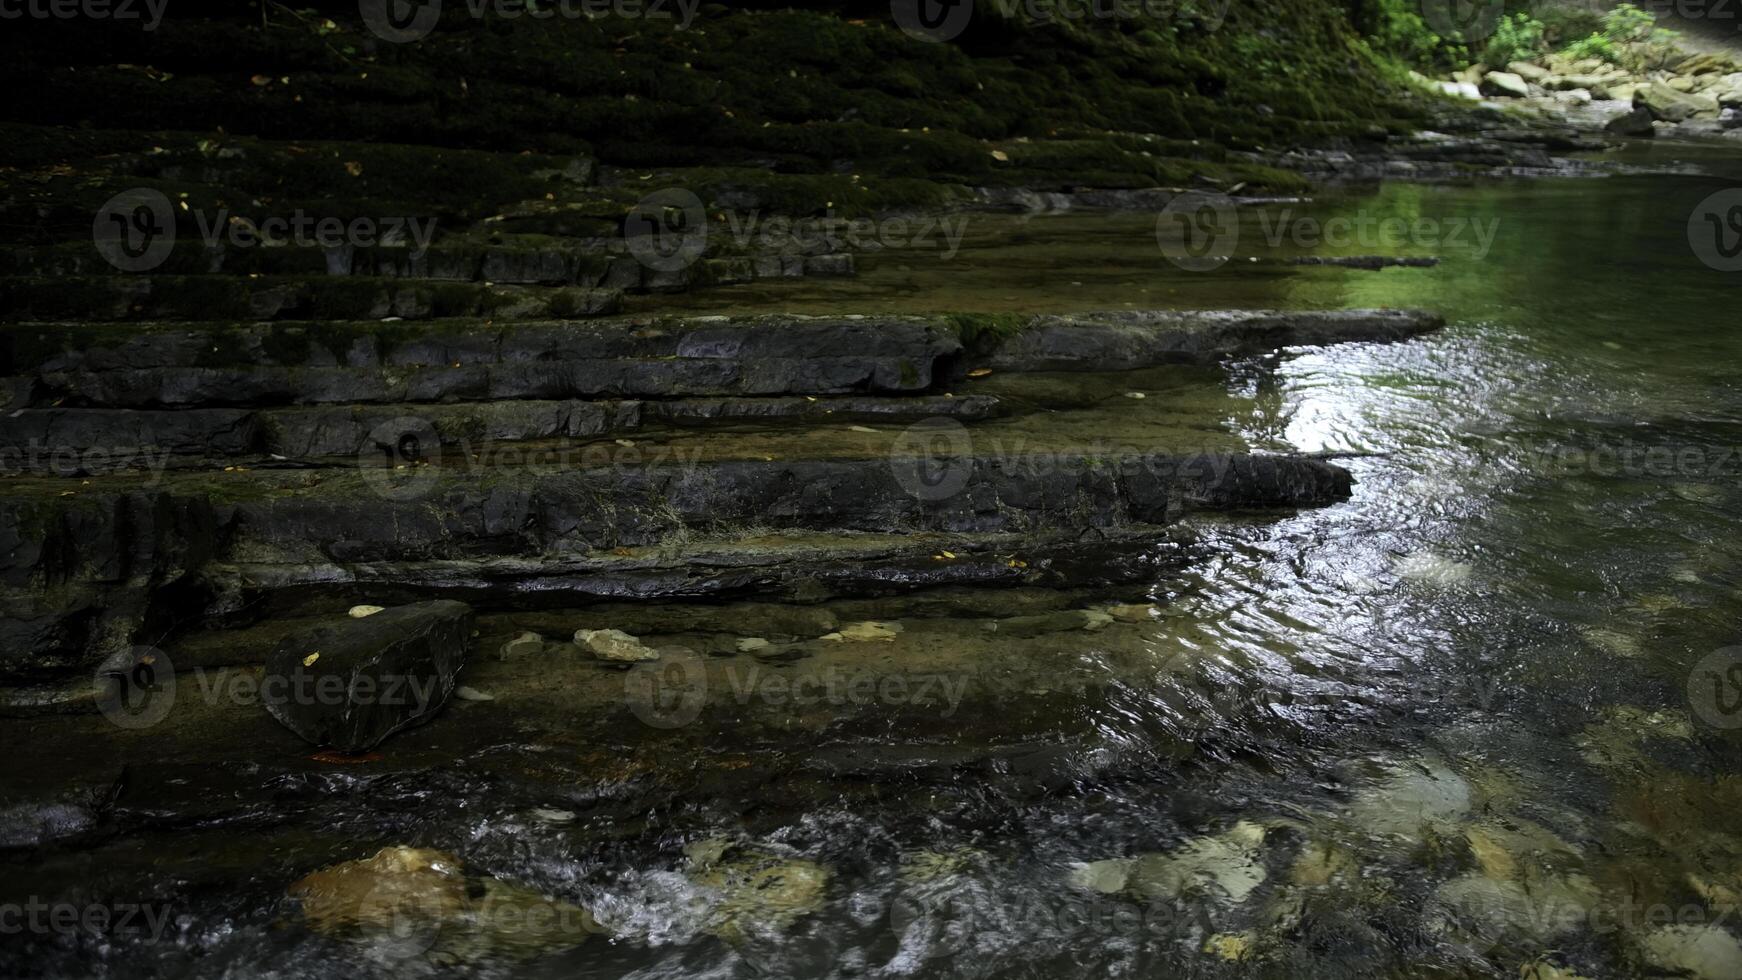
[
  {"xmin": 1481, "ymin": 13, "xmax": 1546, "ymax": 69},
  {"xmin": 1357, "ymin": 0, "xmax": 1471, "ymax": 69},
  {"xmin": 0, "ymin": 1, "xmax": 1425, "ymax": 237},
  {"xmin": 1556, "ymin": 3, "xmax": 1677, "ymax": 68},
  {"xmin": 1560, "ymin": 31, "xmax": 1621, "ymax": 63}
]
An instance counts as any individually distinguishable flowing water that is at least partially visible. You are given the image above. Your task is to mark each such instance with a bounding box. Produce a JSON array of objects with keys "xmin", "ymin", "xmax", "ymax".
[{"xmin": 6, "ymin": 143, "xmax": 1742, "ymax": 979}]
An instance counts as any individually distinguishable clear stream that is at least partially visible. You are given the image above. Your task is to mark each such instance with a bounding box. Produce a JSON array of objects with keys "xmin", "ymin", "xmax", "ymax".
[{"xmin": 5, "ymin": 142, "xmax": 1742, "ymax": 979}]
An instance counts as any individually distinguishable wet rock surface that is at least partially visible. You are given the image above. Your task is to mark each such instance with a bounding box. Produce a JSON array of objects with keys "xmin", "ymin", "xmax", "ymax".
[{"xmin": 262, "ymin": 600, "xmax": 472, "ymax": 751}]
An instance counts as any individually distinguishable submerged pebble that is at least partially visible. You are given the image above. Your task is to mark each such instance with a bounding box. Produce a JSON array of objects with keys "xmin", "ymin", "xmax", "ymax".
[
  {"xmin": 575, "ymin": 628, "xmax": 660, "ymax": 662},
  {"xmin": 498, "ymin": 631, "xmax": 544, "ymax": 661},
  {"xmin": 289, "ymin": 846, "xmax": 599, "ymax": 962},
  {"xmin": 1395, "ymin": 551, "xmax": 1473, "ymax": 587},
  {"xmin": 685, "ymin": 842, "xmax": 830, "ymax": 942},
  {"xmin": 820, "ymin": 621, "xmax": 901, "ymax": 643},
  {"xmin": 1106, "ymin": 603, "xmax": 1159, "ymax": 623},
  {"xmin": 1072, "ymin": 821, "xmax": 1269, "ymax": 906},
  {"xmin": 1346, "ymin": 761, "xmax": 1471, "ymax": 838},
  {"xmin": 1639, "ymin": 924, "xmax": 1742, "ymax": 979}
]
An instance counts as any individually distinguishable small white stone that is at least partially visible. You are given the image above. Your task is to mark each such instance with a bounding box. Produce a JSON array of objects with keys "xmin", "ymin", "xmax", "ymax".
[
  {"xmin": 736, "ymin": 637, "xmax": 770, "ymax": 652},
  {"xmin": 348, "ymin": 604, "xmax": 384, "ymax": 618}
]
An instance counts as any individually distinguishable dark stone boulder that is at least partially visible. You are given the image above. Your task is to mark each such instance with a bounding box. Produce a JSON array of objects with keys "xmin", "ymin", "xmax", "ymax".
[
  {"xmin": 1605, "ymin": 106, "xmax": 1656, "ymax": 137},
  {"xmin": 262, "ymin": 600, "xmax": 473, "ymax": 751}
]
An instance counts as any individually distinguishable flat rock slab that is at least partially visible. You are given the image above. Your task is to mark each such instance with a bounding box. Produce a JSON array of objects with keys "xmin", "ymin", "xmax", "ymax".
[
  {"xmin": 261, "ymin": 599, "xmax": 472, "ymax": 752},
  {"xmin": 0, "ymin": 394, "xmax": 1002, "ymax": 466},
  {"xmin": 980, "ymin": 309, "xmax": 1443, "ymax": 373},
  {"xmin": 2, "ymin": 309, "xmax": 1438, "ymax": 408}
]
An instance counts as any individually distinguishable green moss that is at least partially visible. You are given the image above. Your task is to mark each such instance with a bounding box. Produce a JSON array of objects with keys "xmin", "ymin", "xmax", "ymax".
[{"xmin": 944, "ymin": 313, "xmax": 1032, "ymax": 346}]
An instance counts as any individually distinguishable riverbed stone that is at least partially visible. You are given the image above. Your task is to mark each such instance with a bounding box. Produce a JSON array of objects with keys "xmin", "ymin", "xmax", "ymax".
[
  {"xmin": 1481, "ymin": 71, "xmax": 1531, "ymax": 98},
  {"xmin": 820, "ymin": 621, "xmax": 901, "ymax": 642},
  {"xmin": 1639, "ymin": 924, "xmax": 1742, "ymax": 979},
  {"xmin": 262, "ymin": 600, "xmax": 472, "ymax": 751},
  {"xmin": 686, "ymin": 843, "xmax": 830, "ymax": 942},
  {"xmin": 1107, "ymin": 603, "xmax": 1158, "ymax": 623},
  {"xmin": 1074, "ymin": 821, "xmax": 1270, "ymax": 907},
  {"xmin": 1347, "ymin": 761, "xmax": 1471, "ymax": 837},
  {"xmin": 574, "ymin": 628, "xmax": 659, "ymax": 662},
  {"xmin": 1432, "ymin": 871, "xmax": 1596, "ymax": 941},
  {"xmin": 1637, "ymin": 80, "xmax": 1720, "ymax": 122},
  {"xmin": 291, "ymin": 846, "xmax": 466, "ymax": 936},
  {"xmin": 1606, "ymin": 105, "xmax": 1657, "ymax": 137},
  {"xmin": 498, "ymin": 631, "xmax": 544, "ymax": 660},
  {"xmin": 290, "ymin": 846, "xmax": 599, "ymax": 962},
  {"xmin": 1508, "ymin": 61, "xmax": 1550, "ymax": 83}
]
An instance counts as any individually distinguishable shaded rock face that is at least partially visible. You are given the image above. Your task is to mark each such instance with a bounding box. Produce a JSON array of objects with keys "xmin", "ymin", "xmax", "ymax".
[
  {"xmin": 0, "ymin": 490, "xmax": 222, "ymax": 682},
  {"xmin": 1636, "ymin": 81, "xmax": 1719, "ymax": 122},
  {"xmin": 262, "ymin": 600, "xmax": 472, "ymax": 751},
  {"xmin": 1605, "ymin": 106, "xmax": 1657, "ymax": 137}
]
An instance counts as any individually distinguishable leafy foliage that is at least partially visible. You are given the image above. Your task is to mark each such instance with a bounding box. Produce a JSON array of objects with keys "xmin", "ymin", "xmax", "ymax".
[{"xmin": 1481, "ymin": 13, "xmax": 1546, "ymax": 68}]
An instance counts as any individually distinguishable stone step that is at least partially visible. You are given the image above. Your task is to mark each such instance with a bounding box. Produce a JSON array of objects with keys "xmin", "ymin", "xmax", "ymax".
[
  {"xmin": 0, "ymin": 276, "xmax": 621, "ymax": 323},
  {"xmin": 2, "ymin": 309, "xmax": 1440, "ymax": 408},
  {"xmin": 0, "ymin": 242, "xmax": 853, "ymax": 293},
  {"xmin": 0, "ymin": 395, "xmax": 1004, "ymax": 470},
  {"xmin": 0, "ymin": 450, "xmax": 1349, "ymax": 682}
]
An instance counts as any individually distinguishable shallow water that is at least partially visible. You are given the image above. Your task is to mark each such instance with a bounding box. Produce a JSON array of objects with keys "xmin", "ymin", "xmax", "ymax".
[{"xmin": 7, "ymin": 143, "xmax": 1742, "ymax": 978}]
